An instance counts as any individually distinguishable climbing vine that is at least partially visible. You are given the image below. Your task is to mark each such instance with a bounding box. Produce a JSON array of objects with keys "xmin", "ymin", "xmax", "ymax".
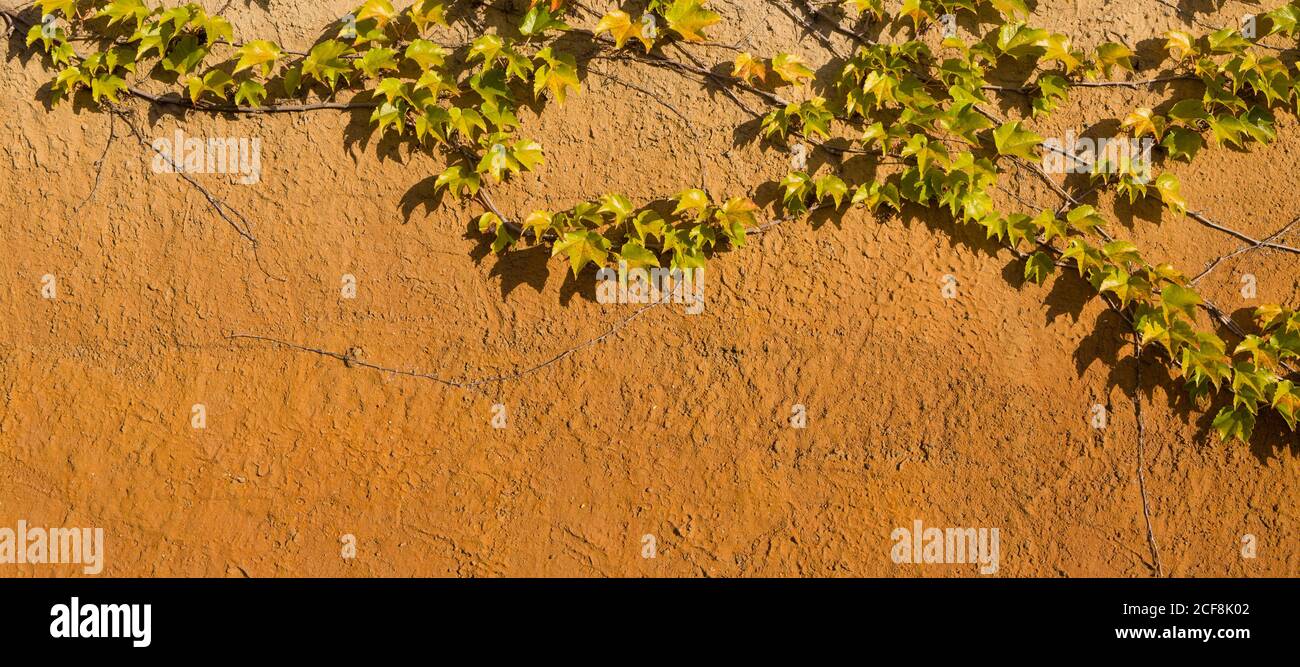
[{"xmin": 8, "ymin": 0, "xmax": 1300, "ymax": 442}]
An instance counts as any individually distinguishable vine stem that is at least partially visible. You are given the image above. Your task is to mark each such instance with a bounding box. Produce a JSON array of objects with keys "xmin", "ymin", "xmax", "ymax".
[
  {"xmin": 227, "ymin": 299, "xmax": 668, "ymax": 391},
  {"xmin": 1133, "ymin": 339, "xmax": 1166, "ymax": 578}
]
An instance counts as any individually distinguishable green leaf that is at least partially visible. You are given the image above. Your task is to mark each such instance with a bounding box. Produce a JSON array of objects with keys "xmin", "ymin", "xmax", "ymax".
[
  {"xmin": 355, "ymin": 47, "xmax": 399, "ymax": 79},
  {"xmin": 1094, "ymin": 42, "xmax": 1134, "ymax": 76},
  {"xmin": 661, "ymin": 0, "xmax": 721, "ymax": 42},
  {"xmin": 233, "ymin": 79, "xmax": 267, "ymax": 106},
  {"xmin": 302, "ymin": 40, "xmax": 355, "ymax": 89},
  {"xmin": 1154, "ymin": 172, "xmax": 1187, "ymax": 215},
  {"xmin": 597, "ymin": 193, "xmax": 635, "ymax": 224},
  {"xmin": 552, "ymin": 230, "xmax": 611, "ymax": 276},
  {"xmin": 532, "ymin": 47, "xmax": 580, "ymax": 104},
  {"xmin": 1161, "ymin": 284, "xmax": 1201, "ymax": 320},
  {"xmin": 186, "ymin": 69, "xmax": 234, "ymax": 103},
  {"xmin": 991, "ymin": 121, "xmax": 1043, "ymax": 160},
  {"xmin": 404, "ymin": 39, "xmax": 448, "ymax": 70},
  {"xmin": 1160, "ymin": 126, "xmax": 1203, "ymax": 162},
  {"xmin": 90, "ymin": 74, "xmax": 128, "ymax": 104},
  {"xmin": 233, "ymin": 39, "xmax": 282, "ymax": 77},
  {"xmin": 1167, "ymin": 99, "xmax": 1208, "ymax": 124},
  {"xmin": 434, "ymin": 165, "xmax": 480, "ymax": 198},
  {"xmin": 1066, "ymin": 205, "xmax": 1105, "ymax": 234},
  {"xmin": 519, "ymin": 6, "xmax": 569, "ymax": 37},
  {"xmin": 1024, "ymin": 251, "xmax": 1056, "ymax": 285},
  {"xmin": 617, "ymin": 240, "xmax": 661, "ymax": 269},
  {"xmin": 771, "ymin": 52, "xmax": 815, "ymax": 85},
  {"xmin": 1212, "ymin": 405, "xmax": 1255, "ymax": 441},
  {"xmin": 814, "ymin": 174, "xmax": 848, "ymax": 208}
]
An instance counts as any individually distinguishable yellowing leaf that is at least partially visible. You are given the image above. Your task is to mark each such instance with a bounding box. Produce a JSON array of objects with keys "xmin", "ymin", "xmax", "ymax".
[
  {"xmin": 674, "ymin": 188, "xmax": 711, "ymax": 219},
  {"xmin": 991, "ymin": 121, "xmax": 1043, "ymax": 160},
  {"xmin": 594, "ymin": 11, "xmax": 654, "ymax": 50},
  {"xmin": 233, "ymin": 39, "xmax": 282, "ymax": 77},
  {"xmin": 661, "ymin": 0, "xmax": 720, "ymax": 42},
  {"xmin": 771, "ymin": 52, "xmax": 814, "ymax": 85},
  {"xmin": 1154, "ymin": 172, "xmax": 1187, "ymax": 216},
  {"xmin": 732, "ymin": 52, "xmax": 767, "ymax": 84},
  {"xmin": 552, "ymin": 230, "xmax": 611, "ymax": 276}
]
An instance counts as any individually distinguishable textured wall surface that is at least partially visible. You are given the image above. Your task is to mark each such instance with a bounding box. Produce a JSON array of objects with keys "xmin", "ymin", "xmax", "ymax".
[{"xmin": 0, "ymin": 0, "xmax": 1296, "ymax": 577}]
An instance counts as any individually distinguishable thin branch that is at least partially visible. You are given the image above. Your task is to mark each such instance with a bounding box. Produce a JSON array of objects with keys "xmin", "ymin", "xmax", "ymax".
[
  {"xmin": 227, "ymin": 300, "xmax": 667, "ymax": 391},
  {"xmin": 74, "ymin": 112, "xmax": 117, "ymax": 212},
  {"xmin": 1192, "ymin": 214, "xmax": 1300, "ymax": 284},
  {"xmin": 1133, "ymin": 340, "xmax": 1166, "ymax": 578},
  {"xmin": 111, "ymin": 107, "xmax": 286, "ymax": 282}
]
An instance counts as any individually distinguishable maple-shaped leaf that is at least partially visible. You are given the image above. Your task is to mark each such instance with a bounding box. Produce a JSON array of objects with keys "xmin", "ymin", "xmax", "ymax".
[
  {"xmin": 519, "ymin": 6, "xmax": 569, "ymax": 36},
  {"xmin": 233, "ymin": 40, "xmax": 282, "ymax": 77},
  {"xmin": 1167, "ymin": 99, "xmax": 1209, "ymax": 124},
  {"xmin": 355, "ymin": 47, "xmax": 399, "ymax": 79},
  {"xmin": 1061, "ymin": 238, "xmax": 1105, "ymax": 276},
  {"xmin": 234, "ymin": 79, "xmax": 267, "ymax": 107},
  {"xmin": 408, "ymin": 0, "xmax": 448, "ymax": 33},
  {"xmin": 673, "ymin": 188, "xmax": 711, "ymax": 219},
  {"xmin": 1024, "ymin": 251, "xmax": 1056, "ymax": 285},
  {"xmin": 532, "ymin": 47, "xmax": 580, "ymax": 104},
  {"xmin": 1066, "ymin": 205, "xmax": 1106, "ymax": 235},
  {"xmin": 491, "ymin": 224, "xmax": 517, "ymax": 254},
  {"xmin": 1160, "ymin": 126, "xmax": 1203, "ymax": 162},
  {"xmin": 661, "ymin": 0, "xmax": 720, "ymax": 42},
  {"xmin": 1209, "ymin": 114, "xmax": 1249, "ymax": 147},
  {"xmin": 1206, "ymin": 28, "xmax": 1251, "ymax": 54},
  {"xmin": 1121, "ymin": 107, "xmax": 1167, "ymax": 141},
  {"xmin": 989, "ymin": 0, "xmax": 1030, "ymax": 19},
  {"xmin": 356, "ymin": 0, "xmax": 398, "ymax": 27},
  {"xmin": 1271, "ymin": 380, "xmax": 1299, "ymax": 430},
  {"xmin": 194, "ymin": 12, "xmax": 234, "ymax": 46},
  {"xmin": 632, "ymin": 211, "xmax": 667, "ymax": 241},
  {"xmin": 552, "ymin": 230, "xmax": 611, "ymax": 276},
  {"xmin": 1093, "ymin": 42, "xmax": 1134, "ymax": 77},
  {"xmin": 1212, "ymin": 405, "xmax": 1255, "ymax": 441},
  {"xmin": 732, "ymin": 52, "xmax": 766, "ymax": 84},
  {"xmin": 595, "ymin": 11, "xmax": 648, "ymax": 49},
  {"xmin": 187, "ymin": 69, "xmax": 234, "ymax": 103},
  {"xmin": 1102, "ymin": 239, "xmax": 1142, "ymax": 265},
  {"xmin": 161, "ymin": 35, "xmax": 210, "ymax": 76},
  {"xmin": 469, "ymin": 68, "xmax": 510, "ymax": 104},
  {"xmin": 1160, "ymin": 284, "xmax": 1201, "ymax": 321},
  {"xmin": 90, "ymin": 74, "xmax": 128, "ymax": 104},
  {"xmin": 38, "ymin": 0, "xmax": 76, "ymax": 18},
  {"xmin": 477, "ymin": 143, "xmax": 516, "ymax": 181},
  {"xmin": 814, "ymin": 174, "xmax": 848, "ymax": 208},
  {"xmin": 1266, "ymin": 4, "xmax": 1300, "ymax": 36},
  {"xmin": 468, "ymin": 34, "xmax": 506, "ymax": 65},
  {"xmin": 597, "ymin": 194, "xmax": 635, "ymax": 224},
  {"xmin": 771, "ymin": 52, "xmax": 814, "ymax": 85},
  {"xmin": 302, "ymin": 40, "xmax": 355, "ymax": 89},
  {"xmin": 617, "ymin": 240, "xmax": 661, "ymax": 269},
  {"xmin": 714, "ymin": 197, "xmax": 759, "ymax": 246},
  {"xmin": 445, "ymin": 106, "xmax": 486, "ymax": 140},
  {"xmin": 405, "ymin": 39, "xmax": 448, "ymax": 70},
  {"xmin": 995, "ymin": 22, "xmax": 1049, "ymax": 58},
  {"xmin": 434, "ymin": 165, "xmax": 480, "ymax": 198},
  {"xmin": 1036, "ymin": 33, "xmax": 1082, "ymax": 72},
  {"xmin": 779, "ymin": 171, "xmax": 812, "ymax": 214},
  {"xmin": 522, "ymin": 210, "xmax": 554, "ymax": 238},
  {"xmin": 1034, "ymin": 209, "xmax": 1066, "ymax": 243},
  {"xmin": 511, "ymin": 140, "xmax": 544, "ymax": 172},
  {"xmin": 1153, "ymin": 172, "xmax": 1187, "ymax": 216},
  {"xmin": 991, "ymin": 121, "xmax": 1043, "ymax": 160},
  {"xmin": 95, "ymin": 0, "xmax": 150, "ymax": 29}
]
